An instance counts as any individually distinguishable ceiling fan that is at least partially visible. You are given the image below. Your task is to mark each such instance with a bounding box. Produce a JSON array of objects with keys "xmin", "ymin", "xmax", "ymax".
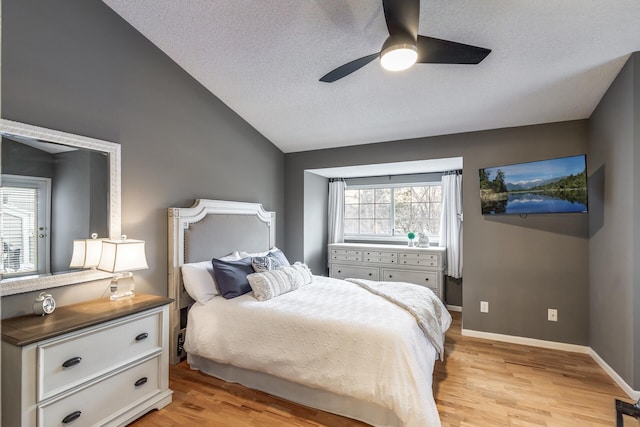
[{"xmin": 319, "ymin": 0, "xmax": 491, "ymax": 83}]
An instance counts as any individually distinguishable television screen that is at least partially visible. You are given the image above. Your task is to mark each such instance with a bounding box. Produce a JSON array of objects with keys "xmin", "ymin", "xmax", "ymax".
[{"xmin": 479, "ymin": 155, "xmax": 588, "ymax": 215}]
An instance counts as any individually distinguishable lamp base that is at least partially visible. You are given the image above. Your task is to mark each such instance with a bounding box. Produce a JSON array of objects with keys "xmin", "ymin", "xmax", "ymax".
[{"xmin": 110, "ymin": 273, "xmax": 136, "ymax": 300}]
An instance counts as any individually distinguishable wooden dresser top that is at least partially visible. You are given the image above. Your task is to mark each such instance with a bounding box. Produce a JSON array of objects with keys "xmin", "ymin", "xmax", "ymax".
[{"xmin": 2, "ymin": 294, "xmax": 173, "ymax": 347}]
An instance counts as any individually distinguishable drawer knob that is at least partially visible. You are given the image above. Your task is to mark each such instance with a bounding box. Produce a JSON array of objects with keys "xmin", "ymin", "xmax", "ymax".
[
  {"xmin": 135, "ymin": 332, "xmax": 149, "ymax": 342},
  {"xmin": 62, "ymin": 411, "xmax": 82, "ymax": 424},
  {"xmin": 62, "ymin": 356, "xmax": 82, "ymax": 368},
  {"xmin": 368, "ymin": 273, "xmax": 372, "ymax": 276},
  {"xmin": 338, "ymin": 270, "xmax": 341, "ymax": 273},
  {"xmin": 135, "ymin": 377, "xmax": 148, "ymax": 387},
  {"xmin": 388, "ymin": 275, "xmax": 393, "ymax": 278},
  {"xmin": 425, "ymin": 278, "xmax": 429, "ymax": 281}
]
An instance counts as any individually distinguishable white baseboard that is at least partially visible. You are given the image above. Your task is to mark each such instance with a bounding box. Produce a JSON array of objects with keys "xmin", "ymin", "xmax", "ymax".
[
  {"xmin": 589, "ymin": 348, "xmax": 640, "ymax": 401},
  {"xmin": 461, "ymin": 328, "xmax": 590, "ymax": 353},
  {"xmin": 461, "ymin": 328, "xmax": 639, "ymax": 400},
  {"xmin": 446, "ymin": 305, "xmax": 462, "ymax": 312}
]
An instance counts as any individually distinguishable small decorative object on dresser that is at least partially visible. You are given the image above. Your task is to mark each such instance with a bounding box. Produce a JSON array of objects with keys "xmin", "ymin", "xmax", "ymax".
[
  {"xmin": 418, "ymin": 232, "xmax": 430, "ymax": 248},
  {"xmin": 32, "ymin": 292, "xmax": 56, "ymax": 316},
  {"xmin": 1, "ymin": 294, "xmax": 173, "ymax": 427},
  {"xmin": 329, "ymin": 242, "xmax": 447, "ymax": 300},
  {"xmin": 407, "ymin": 231, "xmax": 416, "ymax": 247}
]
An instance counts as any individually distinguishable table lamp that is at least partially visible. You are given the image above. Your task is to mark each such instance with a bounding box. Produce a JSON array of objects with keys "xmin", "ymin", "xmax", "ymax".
[
  {"xmin": 69, "ymin": 233, "xmax": 104, "ymax": 269},
  {"xmin": 97, "ymin": 235, "xmax": 148, "ymax": 300}
]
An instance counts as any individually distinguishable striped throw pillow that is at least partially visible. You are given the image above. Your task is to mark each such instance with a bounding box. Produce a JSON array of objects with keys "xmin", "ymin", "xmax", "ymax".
[{"xmin": 247, "ymin": 263, "xmax": 313, "ymax": 301}]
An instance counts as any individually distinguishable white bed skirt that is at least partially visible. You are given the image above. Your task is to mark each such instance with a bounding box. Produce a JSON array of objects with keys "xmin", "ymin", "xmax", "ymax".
[{"xmin": 187, "ymin": 354, "xmax": 402, "ymax": 427}]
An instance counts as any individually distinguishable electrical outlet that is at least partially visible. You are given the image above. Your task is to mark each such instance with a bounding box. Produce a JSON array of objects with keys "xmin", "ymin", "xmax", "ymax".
[
  {"xmin": 548, "ymin": 308, "xmax": 558, "ymax": 322},
  {"xmin": 480, "ymin": 301, "xmax": 489, "ymax": 313}
]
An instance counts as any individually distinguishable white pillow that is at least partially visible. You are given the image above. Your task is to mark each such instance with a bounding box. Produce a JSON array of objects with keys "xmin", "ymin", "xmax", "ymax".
[
  {"xmin": 247, "ymin": 263, "xmax": 313, "ymax": 301},
  {"xmin": 181, "ymin": 252, "xmax": 241, "ymax": 303},
  {"xmin": 239, "ymin": 246, "xmax": 281, "ymax": 258}
]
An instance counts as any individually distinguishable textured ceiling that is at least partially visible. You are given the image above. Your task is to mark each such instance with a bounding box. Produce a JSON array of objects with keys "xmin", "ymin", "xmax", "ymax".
[{"xmin": 102, "ymin": 0, "xmax": 640, "ymax": 153}]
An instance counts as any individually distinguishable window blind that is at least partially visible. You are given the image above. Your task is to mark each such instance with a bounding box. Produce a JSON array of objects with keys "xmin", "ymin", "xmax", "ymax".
[{"xmin": 1, "ymin": 186, "xmax": 38, "ymax": 275}]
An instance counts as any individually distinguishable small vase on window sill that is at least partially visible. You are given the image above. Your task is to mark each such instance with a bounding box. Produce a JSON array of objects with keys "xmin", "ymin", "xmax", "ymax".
[{"xmin": 407, "ymin": 232, "xmax": 416, "ymax": 247}]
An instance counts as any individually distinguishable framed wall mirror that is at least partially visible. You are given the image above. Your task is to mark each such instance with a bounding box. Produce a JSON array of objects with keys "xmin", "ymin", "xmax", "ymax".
[{"xmin": 0, "ymin": 119, "xmax": 121, "ymax": 296}]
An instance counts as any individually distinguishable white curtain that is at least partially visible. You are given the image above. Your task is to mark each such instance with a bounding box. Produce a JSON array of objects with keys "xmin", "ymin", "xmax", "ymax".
[
  {"xmin": 439, "ymin": 172, "xmax": 463, "ymax": 279},
  {"xmin": 328, "ymin": 179, "xmax": 345, "ymax": 244}
]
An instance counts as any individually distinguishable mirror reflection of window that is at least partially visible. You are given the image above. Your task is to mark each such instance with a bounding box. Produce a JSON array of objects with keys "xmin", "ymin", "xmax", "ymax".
[{"xmin": 1, "ymin": 175, "xmax": 51, "ymax": 277}]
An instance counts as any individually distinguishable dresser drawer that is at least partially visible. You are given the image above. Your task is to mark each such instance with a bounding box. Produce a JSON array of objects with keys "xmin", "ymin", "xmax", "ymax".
[
  {"xmin": 38, "ymin": 356, "xmax": 160, "ymax": 427},
  {"xmin": 382, "ymin": 269, "xmax": 439, "ymax": 293},
  {"xmin": 38, "ymin": 311, "xmax": 162, "ymax": 401},
  {"xmin": 399, "ymin": 252, "xmax": 442, "ymax": 267},
  {"xmin": 331, "ymin": 264, "xmax": 379, "ymax": 280},
  {"xmin": 363, "ymin": 251, "xmax": 397, "ymax": 264},
  {"xmin": 331, "ymin": 249, "xmax": 362, "ymax": 262}
]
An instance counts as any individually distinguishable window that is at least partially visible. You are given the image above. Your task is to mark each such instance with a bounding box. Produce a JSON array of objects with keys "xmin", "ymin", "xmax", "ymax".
[
  {"xmin": 344, "ymin": 184, "xmax": 442, "ymax": 239},
  {"xmin": 1, "ymin": 175, "xmax": 51, "ymax": 276}
]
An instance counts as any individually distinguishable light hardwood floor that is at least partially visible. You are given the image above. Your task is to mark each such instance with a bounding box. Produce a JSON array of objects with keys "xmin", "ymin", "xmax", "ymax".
[{"xmin": 132, "ymin": 312, "xmax": 638, "ymax": 426}]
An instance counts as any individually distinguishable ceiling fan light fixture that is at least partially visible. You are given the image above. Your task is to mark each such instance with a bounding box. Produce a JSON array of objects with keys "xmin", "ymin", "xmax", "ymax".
[{"xmin": 380, "ymin": 42, "xmax": 418, "ymax": 72}]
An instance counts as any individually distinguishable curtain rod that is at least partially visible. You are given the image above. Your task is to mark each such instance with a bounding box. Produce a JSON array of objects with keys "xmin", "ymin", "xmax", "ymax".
[{"xmin": 342, "ymin": 170, "xmax": 461, "ymax": 181}]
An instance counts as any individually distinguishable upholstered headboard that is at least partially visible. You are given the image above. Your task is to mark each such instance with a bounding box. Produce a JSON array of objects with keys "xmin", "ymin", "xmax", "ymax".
[{"xmin": 167, "ymin": 199, "xmax": 276, "ymax": 364}]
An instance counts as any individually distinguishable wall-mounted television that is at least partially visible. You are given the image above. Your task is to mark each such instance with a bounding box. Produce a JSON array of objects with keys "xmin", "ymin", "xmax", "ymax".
[{"xmin": 479, "ymin": 154, "xmax": 588, "ymax": 215}]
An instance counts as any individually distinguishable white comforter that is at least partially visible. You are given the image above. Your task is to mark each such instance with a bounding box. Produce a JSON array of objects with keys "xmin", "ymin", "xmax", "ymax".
[{"xmin": 184, "ymin": 275, "xmax": 450, "ymax": 427}]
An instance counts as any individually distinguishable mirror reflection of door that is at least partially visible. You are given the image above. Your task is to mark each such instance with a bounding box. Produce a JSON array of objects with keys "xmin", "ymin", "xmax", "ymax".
[{"xmin": 1, "ymin": 174, "xmax": 51, "ymax": 277}]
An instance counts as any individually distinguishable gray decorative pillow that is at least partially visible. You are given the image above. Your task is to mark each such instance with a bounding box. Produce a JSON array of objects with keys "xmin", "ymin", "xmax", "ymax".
[
  {"xmin": 212, "ymin": 256, "xmax": 254, "ymax": 299},
  {"xmin": 269, "ymin": 249, "xmax": 291, "ymax": 267},
  {"xmin": 251, "ymin": 255, "xmax": 283, "ymax": 273},
  {"xmin": 247, "ymin": 263, "xmax": 313, "ymax": 301}
]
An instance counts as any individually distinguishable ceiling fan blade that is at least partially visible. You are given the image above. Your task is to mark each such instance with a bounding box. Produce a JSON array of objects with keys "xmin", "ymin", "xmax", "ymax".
[
  {"xmin": 383, "ymin": 0, "xmax": 419, "ymax": 40},
  {"xmin": 417, "ymin": 35, "xmax": 491, "ymax": 64},
  {"xmin": 319, "ymin": 53, "xmax": 379, "ymax": 83}
]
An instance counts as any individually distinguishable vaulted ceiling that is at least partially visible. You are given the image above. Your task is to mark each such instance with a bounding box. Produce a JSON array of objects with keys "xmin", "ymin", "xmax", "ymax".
[{"xmin": 102, "ymin": 0, "xmax": 640, "ymax": 153}]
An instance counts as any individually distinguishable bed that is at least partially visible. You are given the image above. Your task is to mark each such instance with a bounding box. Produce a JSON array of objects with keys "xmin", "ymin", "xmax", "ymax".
[{"xmin": 168, "ymin": 199, "xmax": 451, "ymax": 427}]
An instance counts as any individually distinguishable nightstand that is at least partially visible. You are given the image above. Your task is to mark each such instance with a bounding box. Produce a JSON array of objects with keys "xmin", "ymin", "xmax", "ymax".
[{"xmin": 1, "ymin": 294, "xmax": 173, "ymax": 427}]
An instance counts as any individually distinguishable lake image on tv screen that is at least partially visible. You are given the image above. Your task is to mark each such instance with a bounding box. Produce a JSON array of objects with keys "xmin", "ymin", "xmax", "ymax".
[{"xmin": 479, "ymin": 155, "xmax": 588, "ymax": 215}]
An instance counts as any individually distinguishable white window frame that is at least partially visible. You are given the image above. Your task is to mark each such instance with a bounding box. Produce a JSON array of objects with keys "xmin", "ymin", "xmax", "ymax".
[
  {"xmin": 343, "ymin": 181, "xmax": 442, "ymax": 244},
  {"xmin": 1, "ymin": 174, "xmax": 52, "ymax": 276}
]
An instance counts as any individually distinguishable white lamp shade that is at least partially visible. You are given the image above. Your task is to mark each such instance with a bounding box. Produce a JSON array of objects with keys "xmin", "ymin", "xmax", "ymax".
[
  {"xmin": 70, "ymin": 238, "xmax": 104, "ymax": 268},
  {"xmin": 97, "ymin": 239, "xmax": 148, "ymax": 273}
]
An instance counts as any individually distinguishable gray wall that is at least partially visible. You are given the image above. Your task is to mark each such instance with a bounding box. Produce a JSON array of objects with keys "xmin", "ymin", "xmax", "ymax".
[
  {"xmin": 1, "ymin": 138, "xmax": 54, "ymax": 178},
  {"xmin": 89, "ymin": 152, "xmax": 109, "ymax": 240},
  {"xmin": 1, "ymin": 0, "xmax": 284, "ymax": 317},
  {"xmin": 635, "ymin": 54, "xmax": 640, "ymax": 393},
  {"xmin": 286, "ymin": 120, "xmax": 590, "ymax": 345},
  {"xmin": 51, "ymin": 150, "xmax": 109, "ymax": 272},
  {"xmin": 589, "ymin": 52, "xmax": 639, "ymax": 389},
  {"xmin": 303, "ymin": 172, "xmax": 329, "ymax": 275}
]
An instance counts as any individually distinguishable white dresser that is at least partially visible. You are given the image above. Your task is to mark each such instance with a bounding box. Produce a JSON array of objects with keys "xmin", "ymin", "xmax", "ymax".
[
  {"xmin": 1, "ymin": 294, "xmax": 173, "ymax": 427},
  {"xmin": 329, "ymin": 243, "xmax": 447, "ymax": 300}
]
